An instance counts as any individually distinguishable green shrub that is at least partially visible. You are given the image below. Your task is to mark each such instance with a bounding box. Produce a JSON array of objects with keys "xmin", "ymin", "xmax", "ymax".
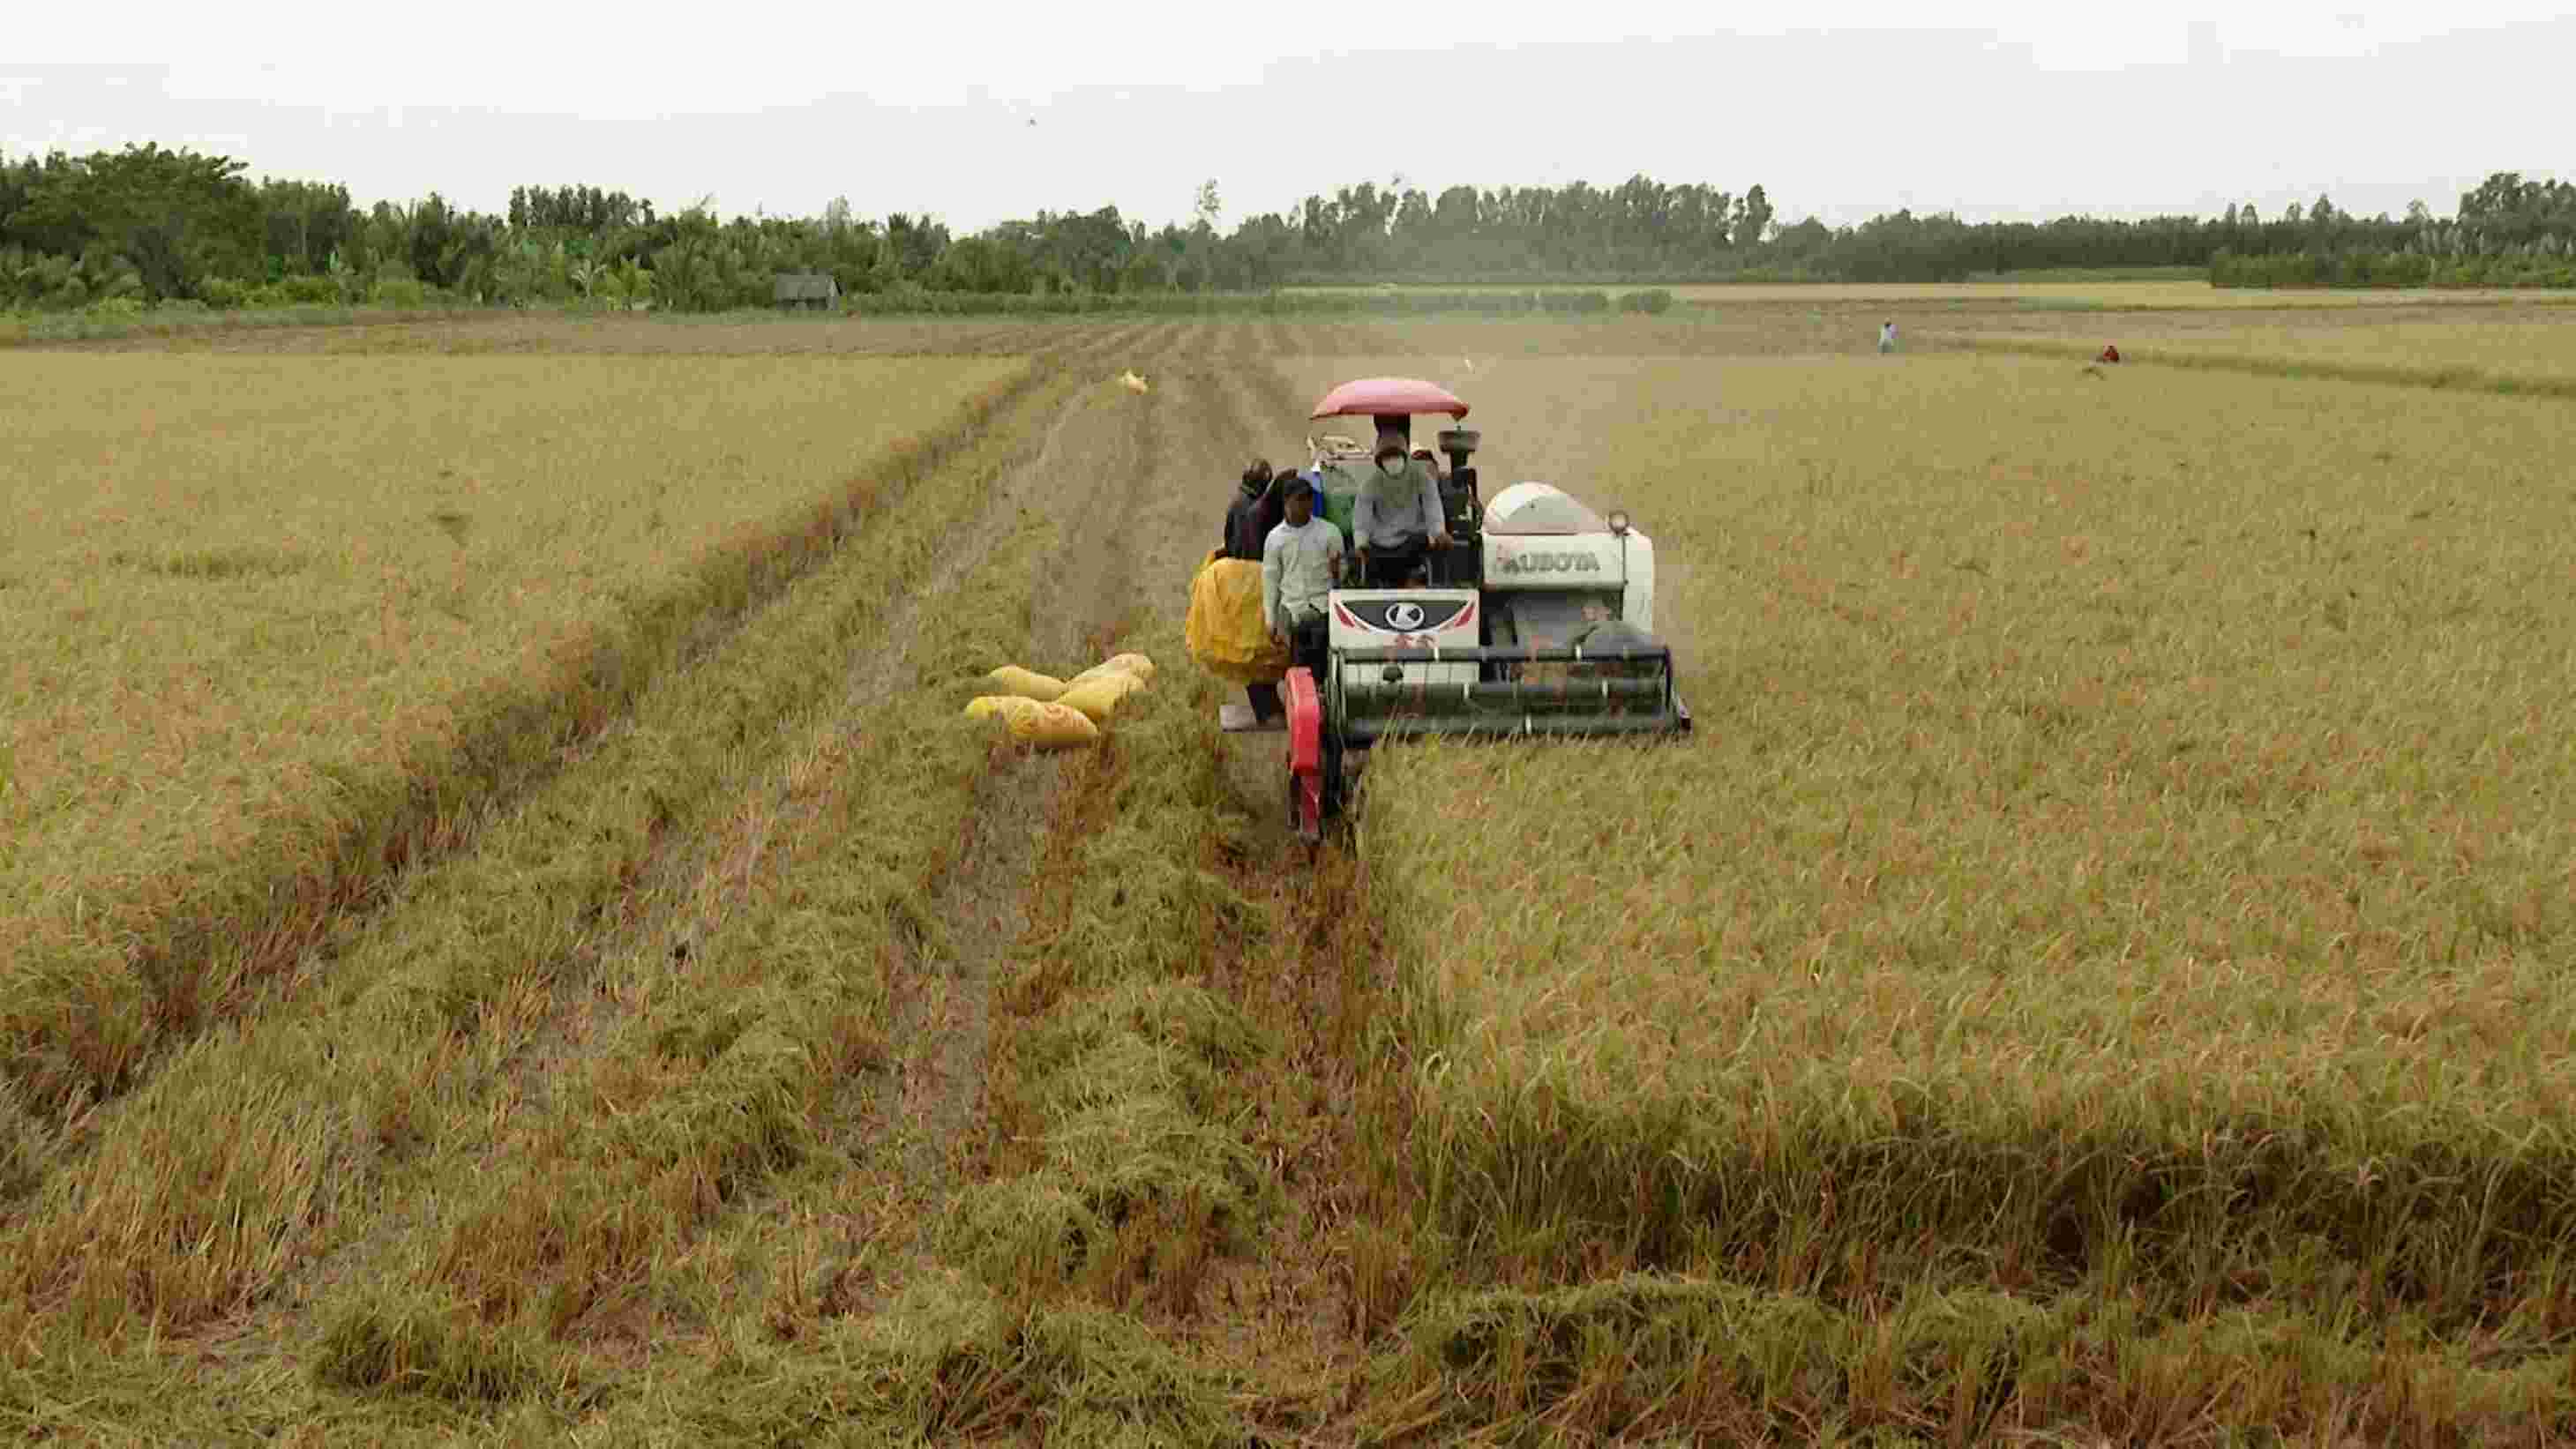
[
  {"xmin": 371, "ymin": 277, "xmax": 427, "ymax": 308},
  {"xmin": 275, "ymin": 273, "xmax": 341, "ymax": 305}
]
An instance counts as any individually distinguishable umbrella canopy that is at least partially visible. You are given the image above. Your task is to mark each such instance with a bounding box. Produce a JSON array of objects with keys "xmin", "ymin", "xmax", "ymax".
[{"xmin": 1308, "ymin": 377, "xmax": 1471, "ymax": 422}]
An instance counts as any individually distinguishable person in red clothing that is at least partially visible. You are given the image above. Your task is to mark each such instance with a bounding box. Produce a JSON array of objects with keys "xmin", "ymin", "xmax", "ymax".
[{"xmin": 2098, "ymin": 343, "xmax": 2122, "ymax": 363}]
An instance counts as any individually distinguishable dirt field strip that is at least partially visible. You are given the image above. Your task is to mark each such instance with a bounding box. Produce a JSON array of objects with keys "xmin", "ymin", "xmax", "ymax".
[
  {"xmin": 1125, "ymin": 343, "xmax": 1427, "ymax": 1437},
  {"xmin": 866, "ymin": 315, "xmax": 1180, "ymax": 1225},
  {"xmin": 816, "ymin": 329, "xmax": 1423, "ymax": 1440}
]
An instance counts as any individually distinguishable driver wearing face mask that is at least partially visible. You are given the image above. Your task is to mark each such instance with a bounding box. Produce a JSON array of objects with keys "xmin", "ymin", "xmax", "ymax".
[{"xmin": 1351, "ymin": 424, "xmax": 1452, "ymax": 588}]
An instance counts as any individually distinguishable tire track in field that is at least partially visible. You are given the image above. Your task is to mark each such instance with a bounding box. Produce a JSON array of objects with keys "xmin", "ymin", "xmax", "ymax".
[
  {"xmin": 760, "ymin": 320, "xmax": 1254, "ymax": 1327},
  {"xmin": 1126, "ymin": 324, "xmax": 1415, "ymax": 1425},
  {"xmin": 875, "ymin": 317, "xmax": 1186, "ymax": 1199},
  {"xmin": 660, "ymin": 317, "xmax": 1194, "ymax": 1320}
]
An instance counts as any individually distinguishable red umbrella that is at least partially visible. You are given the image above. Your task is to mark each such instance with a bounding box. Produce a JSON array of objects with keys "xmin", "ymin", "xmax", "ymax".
[{"xmin": 1308, "ymin": 377, "xmax": 1471, "ymax": 422}]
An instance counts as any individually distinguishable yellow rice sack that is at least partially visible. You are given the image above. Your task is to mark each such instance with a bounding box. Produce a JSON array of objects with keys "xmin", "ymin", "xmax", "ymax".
[
  {"xmin": 1099, "ymin": 652, "xmax": 1156, "ymax": 682},
  {"xmin": 1058, "ymin": 670, "xmax": 1146, "ymax": 724},
  {"xmin": 1065, "ymin": 655, "xmax": 1153, "ymax": 689},
  {"xmin": 1011, "ymin": 701, "xmax": 1101, "ymax": 750},
  {"xmin": 985, "ymin": 665, "xmax": 1067, "ymax": 701},
  {"xmin": 963, "ymin": 695, "xmax": 1046, "ymax": 724}
]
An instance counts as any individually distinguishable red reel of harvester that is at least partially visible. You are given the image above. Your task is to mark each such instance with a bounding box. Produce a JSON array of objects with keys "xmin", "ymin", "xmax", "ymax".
[{"xmin": 1284, "ymin": 667, "xmax": 1324, "ymax": 842}]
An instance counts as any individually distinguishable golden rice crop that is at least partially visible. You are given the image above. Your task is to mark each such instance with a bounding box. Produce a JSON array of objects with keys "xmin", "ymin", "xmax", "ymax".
[
  {"xmin": 1286, "ymin": 280, "xmax": 2571, "ymax": 309},
  {"xmin": 1957, "ymin": 316, "xmax": 2576, "ymax": 392},
  {"xmin": 0, "ymin": 352, "xmax": 1018, "ymax": 1096},
  {"xmin": 47, "ymin": 311, "xmax": 1075, "ymax": 359},
  {"xmin": 1665, "ymin": 280, "xmax": 2572, "ymax": 309},
  {"xmin": 1356, "ymin": 355, "xmax": 2576, "ymax": 1318}
]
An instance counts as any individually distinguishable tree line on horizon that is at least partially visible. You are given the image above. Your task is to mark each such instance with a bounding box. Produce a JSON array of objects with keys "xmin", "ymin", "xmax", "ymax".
[{"xmin": 4, "ymin": 143, "xmax": 2572, "ymax": 313}]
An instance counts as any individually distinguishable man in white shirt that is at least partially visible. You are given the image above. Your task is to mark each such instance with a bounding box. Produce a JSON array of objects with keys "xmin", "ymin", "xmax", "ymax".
[
  {"xmin": 1262, "ymin": 475, "xmax": 1344, "ymax": 676},
  {"xmin": 1352, "ymin": 426, "xmax": 1451, "ymax": 588}
]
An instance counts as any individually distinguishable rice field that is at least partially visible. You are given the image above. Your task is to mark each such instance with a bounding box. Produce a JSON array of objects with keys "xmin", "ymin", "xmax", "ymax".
[
  {"xmin": 1665, "ymin": 280, "xmax": 2575, "ymax": 309},
  {"xmin": 0, "ymin": 350, "xmax": 1021, "ymax": 1109},
  {"xmin": 9, "ymin": 303, "xmax": 2575, "ymax": 1443},
  {"xmin": 1289, "ymin": 279, "xmax": 2576, "ymax": 310},
  {"xmin": 1953, "ymin": 314, "xmax": 2576, "ymax": 392},
  {"xmin": 1355, "ymin": 355, "xmax": 2576, "ymax": 1341}
]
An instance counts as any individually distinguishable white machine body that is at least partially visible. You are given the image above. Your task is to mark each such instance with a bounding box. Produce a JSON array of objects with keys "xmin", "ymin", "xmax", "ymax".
[
  {"xmin": 1479, "ymin": 481, "xmax": 1658, "ymax": 635},
  {"xmin": 1316, "ymin": 482, "xmax": 1659, "ymax": 692}
]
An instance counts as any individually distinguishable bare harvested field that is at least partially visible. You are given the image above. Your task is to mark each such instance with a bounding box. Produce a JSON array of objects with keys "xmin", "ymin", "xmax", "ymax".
[{"xmin": 5, "ymin": 310, "xmax": 2572, "ymax": 1445}]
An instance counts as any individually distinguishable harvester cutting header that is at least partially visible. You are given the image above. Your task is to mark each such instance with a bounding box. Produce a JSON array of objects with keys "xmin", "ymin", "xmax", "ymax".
[{"xmin": 1189, "ymin": 376, "xmax": 1692, "ymax": 842}]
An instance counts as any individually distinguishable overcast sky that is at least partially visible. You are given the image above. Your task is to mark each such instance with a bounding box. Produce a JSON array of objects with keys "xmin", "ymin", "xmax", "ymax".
[{"xmin": 8, "ymin": 3, "xmax": 2567, "ymax": 234}]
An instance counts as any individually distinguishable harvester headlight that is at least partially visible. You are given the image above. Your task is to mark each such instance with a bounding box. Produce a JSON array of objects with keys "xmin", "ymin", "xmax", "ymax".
[{"xmin": 1607, "ymin": 510, "xmax": 1631, "ymax": 537}]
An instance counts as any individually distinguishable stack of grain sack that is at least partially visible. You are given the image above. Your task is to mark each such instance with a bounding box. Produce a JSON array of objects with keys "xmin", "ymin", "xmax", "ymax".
[{"xmin": 961, "ymin": 653, "xmax": 1157, "ymax": 750}]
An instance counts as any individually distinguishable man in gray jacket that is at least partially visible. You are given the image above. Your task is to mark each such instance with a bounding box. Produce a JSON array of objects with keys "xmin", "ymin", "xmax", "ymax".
[
  {"xmin": 1262, "ymin": 475, "xmax": 1344, "ymax": 691},
  {"xmin": 1351, "ymin": 425, "xmax": 1451, "ymax": 588}
]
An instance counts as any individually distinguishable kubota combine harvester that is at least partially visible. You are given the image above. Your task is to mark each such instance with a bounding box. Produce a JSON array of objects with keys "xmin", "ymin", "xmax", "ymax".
[{"xmin": 1240, "ymin": 377, "xmax": 1692, "ymax": 841}]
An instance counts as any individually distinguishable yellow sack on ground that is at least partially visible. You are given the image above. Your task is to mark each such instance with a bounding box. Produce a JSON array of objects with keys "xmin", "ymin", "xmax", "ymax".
[
  {"xmin": 963, "ymin": 695, "xmax": 1047, "ymax": 724},
  {"xmin": 1186, "ymin": 550, "xmax": 1288, "ymax": 685},
  {"xmin": 1010, "ymin": 701, "xmax": 1101, "ymax": 750},
  {"xmin": 1098, "ymin": 652, "xmax": 1157, "ymax": 683},
  {"xmin": 985, "ymin": 665, "xmax": 1067, "ymax": 701},
  {"xmin": 1065, "ymin": 654, "xmax": 1156, "ymax": 691},
  {"xmin": 1059, "ymin": 670, "xmax": 1147, "ymax": 724}
]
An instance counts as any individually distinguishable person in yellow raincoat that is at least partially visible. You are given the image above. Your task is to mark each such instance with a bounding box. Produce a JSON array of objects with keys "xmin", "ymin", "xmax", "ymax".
[{"xmin": 1187, "ymin": 527, "xmax": 1297, "ymax": 725}]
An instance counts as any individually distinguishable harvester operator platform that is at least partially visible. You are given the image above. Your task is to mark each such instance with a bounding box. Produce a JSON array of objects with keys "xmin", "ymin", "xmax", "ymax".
[{"xmin": 1352, "ymin": 424, "xmax": 1452, "ymax": 589}]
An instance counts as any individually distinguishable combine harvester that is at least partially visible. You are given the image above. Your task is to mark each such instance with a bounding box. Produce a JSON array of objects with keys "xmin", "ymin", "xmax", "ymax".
[{"xmin": 1228, "ymin": 377, "xmax": 1692, "ymax": 842}]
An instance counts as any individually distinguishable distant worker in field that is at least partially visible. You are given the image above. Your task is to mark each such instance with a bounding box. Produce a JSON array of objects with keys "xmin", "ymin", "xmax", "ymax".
[
  {"xmin": 1224, "ymin": 459, "xmax": 1278, "ymax": 561},
  {"xmin": 1262, "ymin": 475, "xmax": 1344, "ymax": 686},
  {"xmin": 1878, "ymin": 320, "xmax": 1898, "ymax": 354},
  {"xmin": 1352, "ymin": 426, "xmax": 1451, "ymax": 588},
  {"xmin": 2098, "ymin": 343, "xmax": 2122, "ymax": 363}
]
